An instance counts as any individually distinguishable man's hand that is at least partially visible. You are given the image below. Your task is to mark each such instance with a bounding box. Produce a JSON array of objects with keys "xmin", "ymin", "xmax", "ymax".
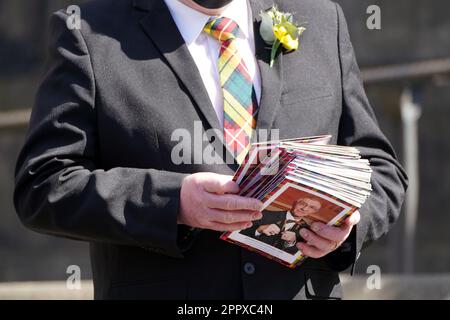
[
  {"xmin": 178, "ymin": 173, "xmax": 264, "ymax": 232},
  {"xmin": 258, "ymin": 224, "xmax": 281, "ymax": 236},
  {"xmin": 281, "ymin": 231, "xmax": 296, "ymax": 243},
  {"xmin": 296, "ymin": 211, "xmax": 360, "ymax": 258}
]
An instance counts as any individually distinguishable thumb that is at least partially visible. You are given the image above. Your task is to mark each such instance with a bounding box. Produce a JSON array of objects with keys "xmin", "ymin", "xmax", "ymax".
[{"xmin": 345, "ymin": 210, "xmax": 361, "ymax": 226}]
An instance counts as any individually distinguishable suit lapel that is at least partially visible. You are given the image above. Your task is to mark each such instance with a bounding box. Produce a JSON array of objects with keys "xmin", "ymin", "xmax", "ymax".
[
  {"xmin": 135, "ymin": 0, "xmax": 222, "ymax": 133},
  {"xmin": 249, "ymin": 0, "xmax": 284, "ymax": 137},
  {"xmin": 135, "ymin": 0, "xmax": 243, "ymax": 166},
  {"xmin": 134, "ymin": 0, "xmax": 284, "ymax": 165}
]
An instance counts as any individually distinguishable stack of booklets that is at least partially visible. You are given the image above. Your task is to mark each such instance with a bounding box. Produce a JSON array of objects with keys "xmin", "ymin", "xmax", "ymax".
[{"xmin": 221, "ymin": 135, "xmax": 372, "ymax": 268}]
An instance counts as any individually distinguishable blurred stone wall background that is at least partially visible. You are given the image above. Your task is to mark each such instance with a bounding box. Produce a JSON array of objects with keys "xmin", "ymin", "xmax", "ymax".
[{"xmin": 0, "ymin": 0, "xmax": 449, "ymax": 283}]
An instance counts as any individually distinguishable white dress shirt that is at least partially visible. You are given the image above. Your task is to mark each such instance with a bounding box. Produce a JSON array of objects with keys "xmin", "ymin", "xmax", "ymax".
[
  {"xmin": 282, "ymin": 211, "xmax": 298, "ymax": 233},
  {"xmin": 163, "ymin": 0, "xmax": 262, "ymax": 128},
  {"xmin": 254, "ymin": 211, "xmax": 299, "ymax": 236}
]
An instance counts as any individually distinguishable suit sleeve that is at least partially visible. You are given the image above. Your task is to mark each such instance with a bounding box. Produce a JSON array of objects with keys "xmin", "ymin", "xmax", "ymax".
[
  {"xmin": 324, "ymin": 4, "xmax": 408, "ymax": 271},
  {"xmin": 13, "ymin": 11, "xmax": 191, "ymax": 258}
]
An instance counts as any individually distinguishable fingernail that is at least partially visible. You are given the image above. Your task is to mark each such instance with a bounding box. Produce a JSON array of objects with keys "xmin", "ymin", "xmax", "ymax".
[
  {"xmin": 311, "ymin": 223, "xmax": 322, "ymax": 232},
  {"xmin": 300, "ymin": 228, "xmax": 309, "ymax": 238},
  {"xmin": 253, "ymin": 212, "xmax": 263, "ymax": 220},
  {"xmin": 254, "ymin": 201, "xmax": 264, "ymax": 211},
  {"xmin": 246, "ymin": 222, "xmax": 253, "ymax": 228}
]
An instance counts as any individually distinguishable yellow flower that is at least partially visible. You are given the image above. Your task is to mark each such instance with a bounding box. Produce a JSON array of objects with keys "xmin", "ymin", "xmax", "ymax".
[
  {"xmin": 259, "ymin": 5, "xmax": 306, "ymax": 67},
  {"xmin": 273, "ymin": 24, "xmax": 299, "ymax": 51}
]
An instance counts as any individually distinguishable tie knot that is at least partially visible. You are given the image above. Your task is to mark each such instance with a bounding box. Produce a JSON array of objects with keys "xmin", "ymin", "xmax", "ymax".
[{"xmin": 204, "ymin": 17, "xmax": 239, "ymax": 42}]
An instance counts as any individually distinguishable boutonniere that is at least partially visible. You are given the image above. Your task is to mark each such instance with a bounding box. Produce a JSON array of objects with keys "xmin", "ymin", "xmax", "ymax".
[{"xmin": 259, "ymin": 5, "xmax": 306, "ymax": 67}]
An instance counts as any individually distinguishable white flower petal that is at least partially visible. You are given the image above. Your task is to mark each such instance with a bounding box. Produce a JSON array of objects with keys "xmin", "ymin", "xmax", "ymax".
[{"xmin": 259, "ymin": 11, "xmax": 276, "ymax": 44}]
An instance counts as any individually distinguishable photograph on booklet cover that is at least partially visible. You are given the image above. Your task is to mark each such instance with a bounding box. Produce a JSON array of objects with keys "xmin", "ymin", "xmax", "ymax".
[{"xmin": 223, "ymin": 181, "xmax": 356, "ymax": 268}]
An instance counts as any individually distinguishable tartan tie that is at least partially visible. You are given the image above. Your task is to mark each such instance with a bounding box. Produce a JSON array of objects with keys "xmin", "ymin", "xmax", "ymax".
[{"xmin": 204, "ymin": 17, "xmax": 259, "ymax": 164}]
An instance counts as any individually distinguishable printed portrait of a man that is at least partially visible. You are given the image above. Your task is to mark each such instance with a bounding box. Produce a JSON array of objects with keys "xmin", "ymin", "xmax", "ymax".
[{"xmin": 241, "ymin": 197, "xmax": 323, "ymax": 254}]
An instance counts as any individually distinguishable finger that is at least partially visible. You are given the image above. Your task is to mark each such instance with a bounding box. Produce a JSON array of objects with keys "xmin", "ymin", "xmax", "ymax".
[
  {"xmin": 296, "ymin": 242, "xmax": 326, "ymax": 259},
  {"xmin": 310, "ymin": 222, "xmax": 350, "ymax": 243},
  {"xmin": 206, "ymin": 193, "xmax": 264, "ymax": 211},
  {"xmin": 299, "ymin": 229, "xmax": 336, "ymax": 252},
  {"xmin": 208, "ymin": 208, "xmax": 262, "ymax": 224},
  {"xmin": 206, "ymin": 221, "xmax": 253, "ymax": 232},
  {"xmin": 202, "ymin": 174, "xmax": 239, "ymax": 194}
]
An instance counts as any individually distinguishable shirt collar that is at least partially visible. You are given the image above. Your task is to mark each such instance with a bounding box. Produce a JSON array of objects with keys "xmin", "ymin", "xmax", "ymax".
[
  {"xmin": 286, "ymin": 211, "xmax": 296, "ymax": 221},
  {"xmin": 164, "ymin": 0, "xmax": 250, "ymax": 45}
]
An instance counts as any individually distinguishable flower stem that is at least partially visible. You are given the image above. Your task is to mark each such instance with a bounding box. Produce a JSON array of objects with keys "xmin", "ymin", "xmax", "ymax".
[{"xmin": 270, "ymin": 39, "xmax": 281, "ymax": 68}]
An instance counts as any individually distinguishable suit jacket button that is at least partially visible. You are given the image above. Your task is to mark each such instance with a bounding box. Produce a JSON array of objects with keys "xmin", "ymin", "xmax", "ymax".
[{"xmin": 244, "ymin": 262, "xmax": 255, "ymax": 275}]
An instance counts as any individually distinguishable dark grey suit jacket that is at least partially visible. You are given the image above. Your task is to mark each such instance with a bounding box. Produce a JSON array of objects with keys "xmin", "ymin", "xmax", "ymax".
[{"xmin": 14, "ymin": 0, "xmax": 408, "ymax": 299}]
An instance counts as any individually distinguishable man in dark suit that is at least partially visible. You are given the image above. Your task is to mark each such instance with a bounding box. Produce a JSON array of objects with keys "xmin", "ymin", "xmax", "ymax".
[
  {"xmin": 242, "ymin": 198, "xmax": 322, "ymax": 254},
  {"xmin": 14, "ymin": 0, "xmax": 408, "ymax": 299}
]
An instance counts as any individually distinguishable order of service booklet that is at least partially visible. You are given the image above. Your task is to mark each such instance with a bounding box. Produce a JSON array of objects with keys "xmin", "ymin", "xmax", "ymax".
[{"xmin": 221, "ymin": 135, "xmax": 372, "ymax": 268}]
